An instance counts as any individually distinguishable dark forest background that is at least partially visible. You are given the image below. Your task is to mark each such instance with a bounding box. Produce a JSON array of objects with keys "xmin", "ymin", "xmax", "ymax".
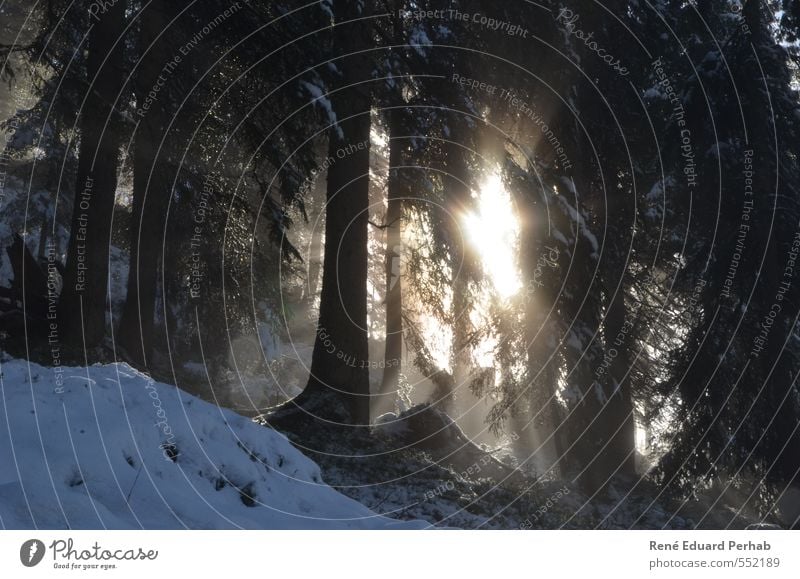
[{"xmin": 2, "ymin": 0, "xmax": 800, "ymax": 528}]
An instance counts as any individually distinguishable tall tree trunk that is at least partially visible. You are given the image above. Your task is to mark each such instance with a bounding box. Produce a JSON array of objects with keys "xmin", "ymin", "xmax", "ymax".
[
  {"xmin": 443, "ymin": 137, "xmax": 473, "ymax": 414},
  {"xmin": 595, "ymin": 289, "xmax": 637, "ymax": 478},
  {"xmin": 376, "ymin": 107, "xmax": 405, "ymax": 417},
  {"xmin": 552, "ymin": 0, "xmax": 638, "ymax": 494},
  {"xmin": 554, "ymin": 127, "xmax": 606, "ymax": 491},
  {"xmin": 291, "ymin": 0, "xmax": 373, "ymax": 425},
  {"xmin": 117, "ymin": 1, "xmax": 173, "ymax": 370},
  {"xmin": 587, "ymin": 161, "xmax": 637, "ymax": 486},
  {"xmin": 518, "ymin": 187, "xmax": 564, "ymax": 474},
  {"xmin": 59, "ymin": 1, "xmax": 126, "ymax": 352}
]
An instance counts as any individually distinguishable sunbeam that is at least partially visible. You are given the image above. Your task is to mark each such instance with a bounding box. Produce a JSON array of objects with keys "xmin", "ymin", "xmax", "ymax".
[{"xmin": 463, "ymin": 173, "xmax": 522, "ymax": 300}]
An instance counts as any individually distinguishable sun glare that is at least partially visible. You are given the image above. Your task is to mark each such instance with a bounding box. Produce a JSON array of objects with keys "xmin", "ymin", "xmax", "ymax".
[{"xmin": 463, "ymin": 173, "xmax": 522, "ymax": 299}]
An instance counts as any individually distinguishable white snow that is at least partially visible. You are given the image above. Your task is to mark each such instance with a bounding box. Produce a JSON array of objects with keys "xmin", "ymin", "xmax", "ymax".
[
  {"xmin": 300, "ymin": 81, "xmax": 343, "ymax": 140},
  {"xmin": 319, "ymin": 0, "xmax": 333, "ymax": 20},
  {"xmin": 643, "ymin": 86, "xmax": 665, "ymax": 100},
  {"xmin": 554, "ymin": 193, "xmax": 598, "ymax": 257},
  {"xmin": 593, "ymin": 381, "xmax": 608, "ymax": 404},
  {"xmin": 0, "ymin": 358, "xmax": 427, "ymax": 529},
  {"xmin": 566, "ymin": 330, "xmax": 583, "ymax": 352},
  {"xmin": 409, "ymin": 28, "xmax": 432, "ymax": 57},
  {"xmin": 0, "ymin": 177, "xmax": 71, "ymax": 288},
  {"xmin": 373, "ymin": 412, "xmax": 410, "ymax": 438}
]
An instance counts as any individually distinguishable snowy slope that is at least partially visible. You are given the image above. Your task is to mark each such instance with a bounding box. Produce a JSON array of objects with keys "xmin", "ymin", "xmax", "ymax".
[{"xmin": 0, "ymin": 358, "xmax": 427, "ymax": 529}]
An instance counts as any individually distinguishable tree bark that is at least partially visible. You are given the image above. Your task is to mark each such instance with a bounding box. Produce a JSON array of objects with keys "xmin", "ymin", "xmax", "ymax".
[
  {"xmin": 553, "ymin": 0, "xmax": 638, "ymax": 494},
  {"xmin": 596, "ymin": 290, "xmax": 637, "ymax": 478},
  {"xmin": 443, "ymin": 138, "xmax": 473, "ymax": 414},
  {"xmin": 291, "ymin": 0, "xmax": 373, "ymax": 425},
  {"xmin": 518, "ymin": 187, "xmax": 565, "ymax": 475},
  {"xmin": 59, "ymin": 0, "xmax": 126, "ymax": 352},
  {"xmin": 117, "ymin": 1, "xmax": 174, "ymax": 370},
  {"xmin": 375, "ymin": 107, "xmax": 405, "ymax": 417}
]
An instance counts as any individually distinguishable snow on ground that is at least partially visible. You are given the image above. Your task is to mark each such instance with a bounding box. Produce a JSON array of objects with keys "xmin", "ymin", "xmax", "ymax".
[
  {"xmin": 0, "ymin": 176, "xmax": 71, "ymax": 287},
  {"xmin": 0, "ymin": 358, "xmax": 428, "ymax": 529}
]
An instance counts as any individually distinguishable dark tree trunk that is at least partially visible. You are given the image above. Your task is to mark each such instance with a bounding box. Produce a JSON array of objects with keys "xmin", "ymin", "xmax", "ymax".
[
  {"xmin": 518, "ymin": 187, "xmax": 565, "ymax": 474},
  {"xmin": 561, "ymin": 167, "xmax": 637, "ymax": 494},
  {"xmin": 289, "ymin": 0, "xmax": 373, "ymax": 425},
  {"xmin": 595, "ymin": 290, "xmax": 637, "ymax": 478},
  {"xmin": 59, "ymin": 1, "xmax": 126, "ymax": 352},
  {"xmin": 117, "ymin": 1, "xmax": 174, "ymax": 370},
  {"xmin": 376, "ymin": 107, "xmax": 405, "ymax": 417},
  {"xmin": 554, "ymin": 137, "xmax": 608, "ymax": 492},
  {"xmin": 589, "ymin": 157, "xmax": 637, "ymax": 486},
  {"xmin": 553, "ymin": 0, "xmax": 638, "ymax": 494}
]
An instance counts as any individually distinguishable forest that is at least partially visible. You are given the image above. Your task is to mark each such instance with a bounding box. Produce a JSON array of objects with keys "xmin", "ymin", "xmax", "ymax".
[{"xmin": 1, "ymin": 0, "xmax": 800, "ymax": 530}]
